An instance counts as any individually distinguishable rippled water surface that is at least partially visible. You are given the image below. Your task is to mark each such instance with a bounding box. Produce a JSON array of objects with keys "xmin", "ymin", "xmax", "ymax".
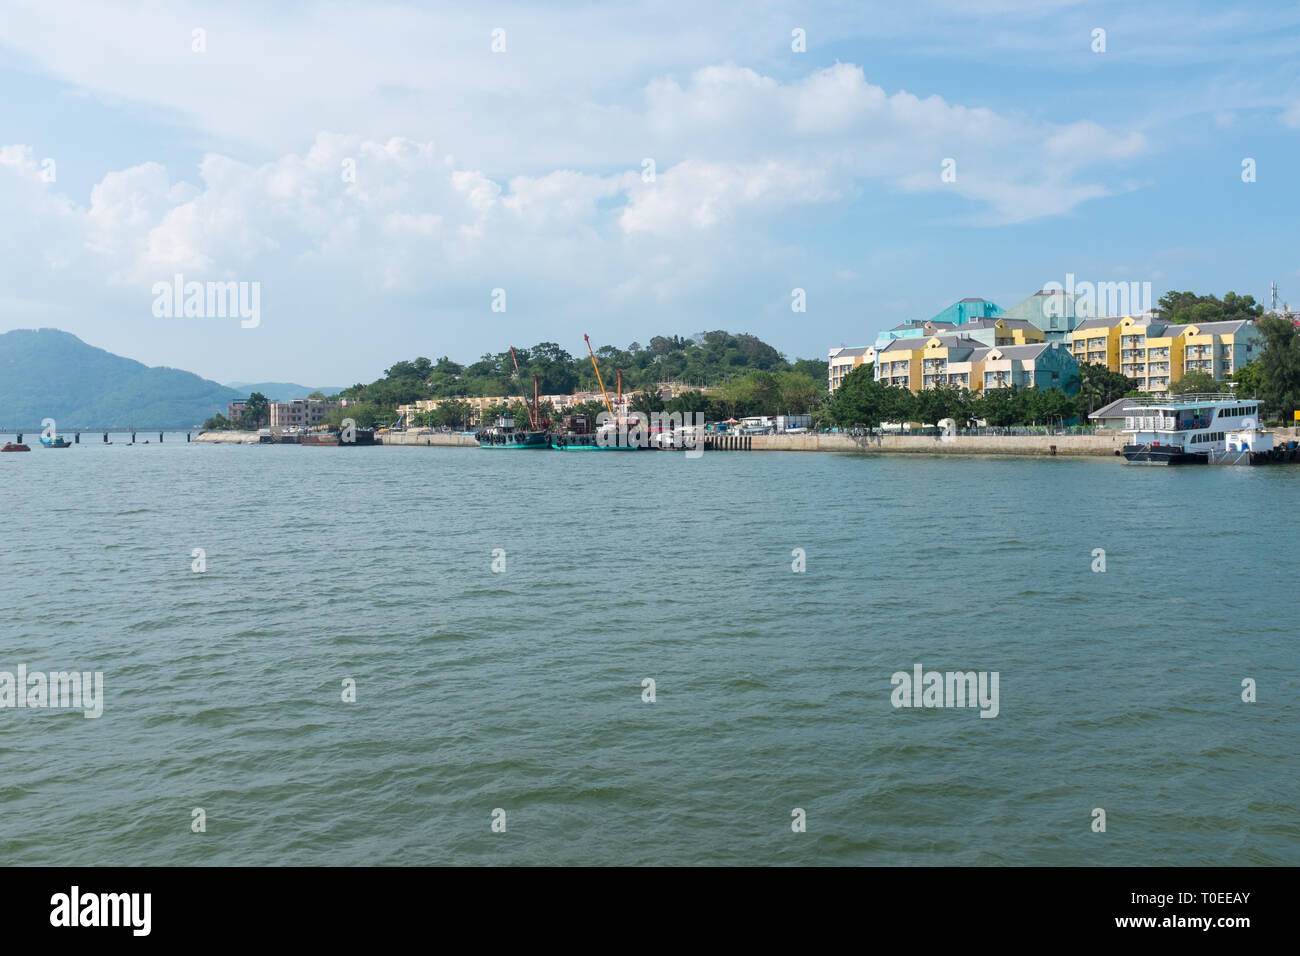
[{"xmin": 1, "ymin": 437, "xmax": 1296, "ymax": 865}]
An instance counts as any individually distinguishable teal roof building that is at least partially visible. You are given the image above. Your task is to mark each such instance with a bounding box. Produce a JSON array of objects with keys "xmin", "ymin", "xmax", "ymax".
[
  {"xmin": 873, "ymin": 297, "xmax": 1003, "ymax": 348},
  {"xmin": 926, "ymin": 297, "xmax": 1003, "ymax": 326},
  {"xmin": 1000, "ymin": 289, "xmax": 1085, "ymax": 342}
]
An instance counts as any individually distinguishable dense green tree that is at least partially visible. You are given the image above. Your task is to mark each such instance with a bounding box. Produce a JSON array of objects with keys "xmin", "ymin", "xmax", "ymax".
[
  {"xmin": 243, "ymin": 392, "xmax": 269, "ymax": 427},
  {"xmin": 791, "ymin": 358, "xmax": 829, "ymax": 382},
  {"xmin": 773, "ymin": 372, "xmax": 823, "ymax": 414},
  {"xmin": 664, "ymin": 391, "xmax": 710, "ymax": 416},
  {"xmin": 975, "ymin": 386, "xmax": 1021, "ymax": 426},
  {"xmin": 1156, "ymin": 290, "xmax": 1265, "ymax": 325},
  {"xmin": 1230, "ymin": 360, "xmax": 1263, "ymax": 398},
  {"xmin": 1257, "ymin": 316, "xmax": 1300, "ymax": 420},
  {"xmin": 629, "ymin": 389, "xmax": 665, "ymax": 416},
  {"xmin": 323, "ymin": 402, "xmax": 382, "ymax": 429},
  {"xmin": 745, "ymin": 371, "xmax": 782, "ymax": 414},
  {"xmin": 437, "ymin": 399, "xmax": 474, "ymax": 429},
  {"xmin": 347, "ymin": 331, "xmax": 830, "ymax": 411},
  {"xmin": 1076, "ymin": 363, "xmax": 1138, "ymax": 414},
  {"xmin": 824, "ymin": 364, "xmax": 889, "ymax": 429},
  {"xmin": 914, "ymin": 385, "xmax": 970, "ymax": 426},
  {"xmin": 202, "ymin": 412, "xmax": 230, "ymax": 430},
  {"xmin": 1169, "ymin": 370, "xmax": 1225, "ymax": 395},
  {"xmin": 878, "ymin": 383, "xmax": 918, "ymax": 424}
]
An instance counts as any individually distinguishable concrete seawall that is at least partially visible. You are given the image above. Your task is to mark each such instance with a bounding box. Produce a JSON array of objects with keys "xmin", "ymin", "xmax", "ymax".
[
  {"xmin": 194, "ymin": 430, "xmax": 477, "ymax": 446},
  {"xmin": 188, "ymin": 430, "xmax": 1128, "ymax": 456},
  {"xmin": 379, "ymin": 431, "xmax": 477, "ymax": 447},
  {"xmin": 194, "ymin": 431, "xmax": 261, "ymax": 444},
  {"xmin": 748, "ymin": 432, "xmax": 1126, "ymax": 456},
  {"xmin": 195, "ymin": 427, "xmax": 1300, "ymax": 457}
]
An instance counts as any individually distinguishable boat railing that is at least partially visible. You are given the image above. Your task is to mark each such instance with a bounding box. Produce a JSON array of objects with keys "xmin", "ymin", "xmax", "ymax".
[{"xmin": 1124, "ymin": 392, "xmax": 1235, "ymax": 407}]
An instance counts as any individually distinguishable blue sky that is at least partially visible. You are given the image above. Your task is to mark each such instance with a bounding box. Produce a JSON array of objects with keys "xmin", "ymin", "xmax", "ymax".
[{"xmin": 2, "ymin": 0, "xmax": 1298, "ymax": 384}]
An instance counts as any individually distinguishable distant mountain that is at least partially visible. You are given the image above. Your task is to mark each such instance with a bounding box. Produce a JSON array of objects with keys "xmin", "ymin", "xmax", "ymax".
[
  {"xmin": 0, "ymin": 328, "xmax": 243, "ymax": 429},
  {"xmin": 225, "ymin": 381, "xmax": 347, "ymax": 401}
]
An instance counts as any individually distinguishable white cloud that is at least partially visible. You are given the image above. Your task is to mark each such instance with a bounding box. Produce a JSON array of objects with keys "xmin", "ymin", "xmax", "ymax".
[
  {"xmin": 4, "ymin": 55, "xmax": 1149, "ymax": 296},
  {"xmin": 620, "ymin": 159, "xmax": 837, "ymax": 237},
  {"xmin": 0, "ymin": 2, "xmax": 1171, "ymax": 378}
]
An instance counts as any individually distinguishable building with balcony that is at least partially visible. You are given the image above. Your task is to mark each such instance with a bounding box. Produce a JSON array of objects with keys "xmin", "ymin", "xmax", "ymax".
[
  {"xmin": 868, "ymin": 335, "xmax": 1078, "ymax": 395},
  {"xmin": 397, "ymin": 396, "xmax": 527, "ymax": 426},
  {"xmin": 269, "ymin": 398, "xmax": 338, "ymax": 429},
  {"xmin": 979, "ymin": 342, "xmax": 1078, "ymax": 393},
  {"xmin": 1067, "ymin": 316, "xmax": 1261, "ymax": 394},
  {"xmin": 943, "ymin": 317, "xmax": 1045, "ymax": 348},
  {"xmin": 828, "ymin": 346, "xmax": 871, "ymax": 394}
]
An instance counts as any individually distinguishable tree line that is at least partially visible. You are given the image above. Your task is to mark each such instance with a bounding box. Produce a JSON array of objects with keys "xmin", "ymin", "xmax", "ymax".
[{"xmin": 320, "ymin": 332, "xmax": 825, "ymax": 429}]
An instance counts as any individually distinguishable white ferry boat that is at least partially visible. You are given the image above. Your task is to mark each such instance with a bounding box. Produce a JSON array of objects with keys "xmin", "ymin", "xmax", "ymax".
[{"xmin": 1121, "ymin": 393, "xmax": 1270, "ymax": 464}]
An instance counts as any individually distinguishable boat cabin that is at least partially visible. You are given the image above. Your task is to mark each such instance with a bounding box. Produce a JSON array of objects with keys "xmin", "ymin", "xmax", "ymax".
[{"xmin": 1123, "ymin": 393, "xmax": 1263, "ymax": 453}]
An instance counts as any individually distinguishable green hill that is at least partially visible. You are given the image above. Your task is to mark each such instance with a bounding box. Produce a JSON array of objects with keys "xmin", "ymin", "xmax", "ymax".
[
  {"xmin": 225, "ymin": 381, "xmax": 347, "ymax": 401},
  {"xmin": 0, "ymin": 328, "xmax": 243, "ymax": 429}
]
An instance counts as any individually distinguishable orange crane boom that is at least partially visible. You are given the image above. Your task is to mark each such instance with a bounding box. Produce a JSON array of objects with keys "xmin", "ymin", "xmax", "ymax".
[{"xmin": 584, "ymin": 334, "xmax": 614, "ymax": 420}]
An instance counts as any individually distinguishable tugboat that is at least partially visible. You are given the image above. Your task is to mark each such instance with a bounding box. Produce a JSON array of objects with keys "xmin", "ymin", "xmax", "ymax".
[
  {"xmin": 476, "ymin": 360, "xmax": 551, "ymax": 449},
  {"xmin": 475, "ymin": 413, "xmax": 550, "ymax": 448},
  {"xmin": 1121, "ymin": 393, "xmax": 1263, "ymax": 465},
  {"xmin": 40, "ymin": 436, "xmax": 72, "ymax": 448}
]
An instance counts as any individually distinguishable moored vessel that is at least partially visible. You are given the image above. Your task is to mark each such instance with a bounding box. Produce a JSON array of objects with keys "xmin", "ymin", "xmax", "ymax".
[
  {"xmin": 1120, "ymin": 394, "xmax": 1278, "ymax": 464},
  {"xmin": 550, "ymin": 411, "xmax": 637, "ymax": 450},
  {"xmin": 476, "ymin": 355, "xmax": 551, "ymax": 448},
  {"xmin": 476, "ymin": 414, "xmax": 550, "ymax": 448}
]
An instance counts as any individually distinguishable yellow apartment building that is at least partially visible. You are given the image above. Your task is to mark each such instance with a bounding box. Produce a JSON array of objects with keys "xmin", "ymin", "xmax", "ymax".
[{"xmin": 1067, "ymin": 316, "xmax": 1261, "ymax": 393}]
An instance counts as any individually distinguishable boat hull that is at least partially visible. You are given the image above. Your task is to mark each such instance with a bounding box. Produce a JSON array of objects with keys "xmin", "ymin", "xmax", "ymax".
[
  {"xmin": 550, "ymin": 444, "xmax": 637, "ymax": 450},
  {"xmin": 550, "ymin": 435, "xmax": 638, "ymax": 450},
  {"xmin": 1122, "ymin": 444, "xmax": 1207, "ymax": 465},
  {"xmin": 1, "ymin": 443, "xmax": 31, "ymax": 452},
  {"xmin": 477, "ymin": 431, "xmax": 551, "ymax": 449}
]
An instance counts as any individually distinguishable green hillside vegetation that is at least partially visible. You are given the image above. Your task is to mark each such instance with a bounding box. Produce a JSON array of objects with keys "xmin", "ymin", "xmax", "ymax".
[
  {"xmin": 329, "ymin": 332, "xmax": 828, "ymax": 428},
  {"xmin": 0, "ymin": 328, "xmax": 243, "ymax": 429},
  {"xmin": 1155, "ymin": 290, "xmax": 1265, "ymax": 325}
]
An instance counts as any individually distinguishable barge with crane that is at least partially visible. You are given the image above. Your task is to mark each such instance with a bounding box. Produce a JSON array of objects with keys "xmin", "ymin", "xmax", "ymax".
[
  {"xmin": 475, "ymin": 347, "xmax": 551, "ymax": 448},
  {"xmin": 550, "ymin": 334, "xmax": 638, "ymax": 450}
]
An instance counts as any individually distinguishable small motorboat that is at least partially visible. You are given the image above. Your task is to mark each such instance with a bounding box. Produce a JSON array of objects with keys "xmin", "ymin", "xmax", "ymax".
[{"xmin": 2, "ymin": 442, "xmax": 31, "ymax": 452}]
